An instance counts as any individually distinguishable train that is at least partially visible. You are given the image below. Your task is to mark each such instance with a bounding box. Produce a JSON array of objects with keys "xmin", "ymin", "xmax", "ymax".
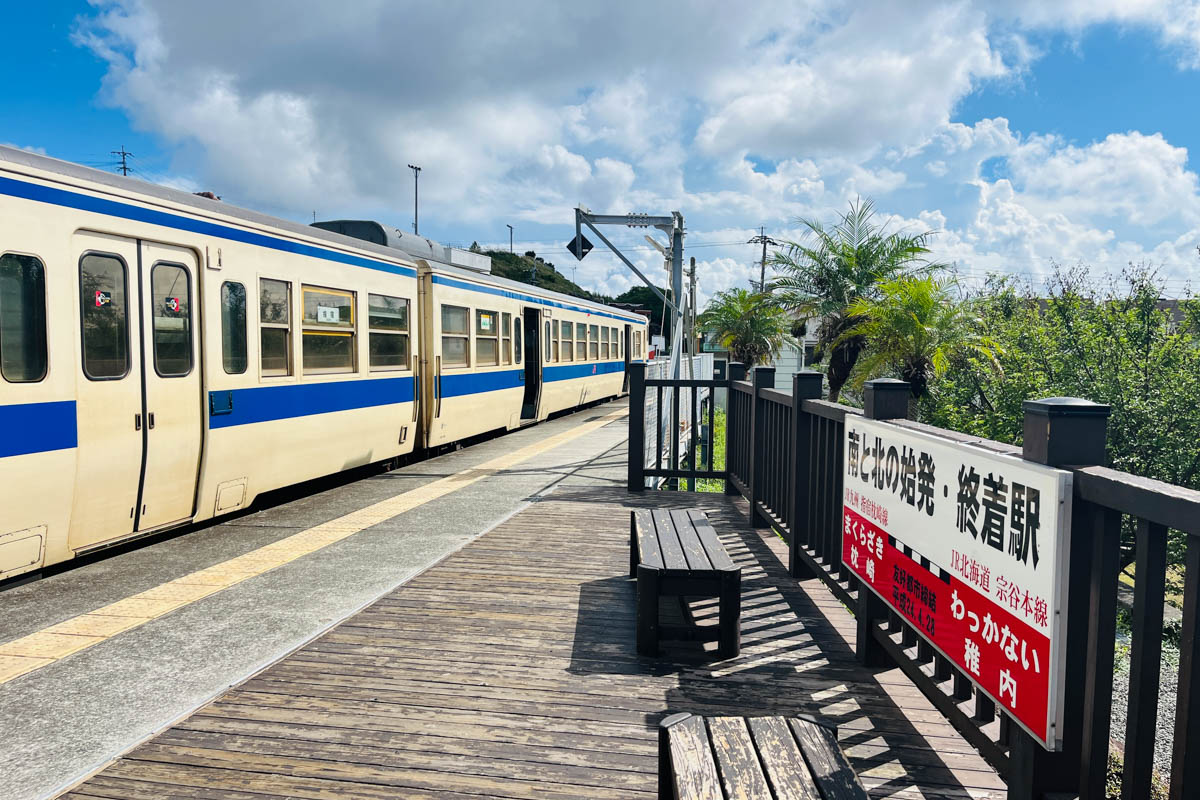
[{"xmin": 0, "ymin": 145, "xmax": 649, "ymax": 582}]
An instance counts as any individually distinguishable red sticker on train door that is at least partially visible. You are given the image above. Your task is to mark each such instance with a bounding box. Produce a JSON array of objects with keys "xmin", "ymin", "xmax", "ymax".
[
  {"xmin": 95, "ymin": 290, "xmax": 111, "ymax": 307},
  {"xmin": 165, "ymin": 297, "xmax": 180, "ymax": 312}
]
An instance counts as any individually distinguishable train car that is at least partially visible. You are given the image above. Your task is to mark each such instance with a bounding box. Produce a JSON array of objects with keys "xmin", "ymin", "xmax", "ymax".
[
  {"xmin": 0, "ymin": 146, "xmax": 649, "ymax": 582},
  {"xmin": 416, "ymin": 258, "xmax": 648, "ymax": 446}
]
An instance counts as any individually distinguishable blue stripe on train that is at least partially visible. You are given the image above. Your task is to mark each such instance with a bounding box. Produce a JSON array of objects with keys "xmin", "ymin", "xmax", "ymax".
[
  {"xmin": 0, "ymin": 176, "xmax": 417, "ymax": 278},
  {"xmin": 440, "ymin": 369, "xmax": 523, "ymax": 397},
  {"xmin": 206, "ymin": 361, "xmax": 625, "ymax": 428},
  {"xmin": 440, "ymin": 361, "xmax": 625, "ymax": 397},
  {"xmin": 0, "ymin": 400, "xmax": 77, "ymax": 458},
  {"xmin": 544, "ymin": 360, "xmax": 626, "ymax": 381},
  {"xmin": 208, "ymin": 376, "xmax": 414, "ymax": 429}
]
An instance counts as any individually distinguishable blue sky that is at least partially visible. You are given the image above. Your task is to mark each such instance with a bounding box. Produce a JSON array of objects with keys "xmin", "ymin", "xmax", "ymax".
[{"xmin": 5, "ymin": 1, "xmax": 1200, "ymax": 300}]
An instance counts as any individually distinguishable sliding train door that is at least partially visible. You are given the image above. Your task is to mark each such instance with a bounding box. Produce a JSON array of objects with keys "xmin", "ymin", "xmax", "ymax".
[
  {"xmin": 69, "ymin": 232, "xmax": 143, "ymax": 550},
  {"xmin": 68, "ymin": 233, "xmax": 202, "ymax": 552},
  {"xmin": 136, "ymin": 241, "xmax": 202, "ymax": 530},
  {"xmin": 520, "ymin": 307, "xmax": 541, "ymax": 420}
]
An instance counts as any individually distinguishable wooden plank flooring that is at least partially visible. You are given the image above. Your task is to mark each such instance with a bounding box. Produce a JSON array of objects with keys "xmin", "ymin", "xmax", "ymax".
[{"xmin": 62, "ymin": 487, "xmax": 1005, "ymax": 799}]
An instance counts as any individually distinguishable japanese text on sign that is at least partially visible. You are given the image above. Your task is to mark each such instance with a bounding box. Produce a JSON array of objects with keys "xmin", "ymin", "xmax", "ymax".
[{"xmin": 842, "ymin": 418, "xmax": 1072, "ymax": 749}]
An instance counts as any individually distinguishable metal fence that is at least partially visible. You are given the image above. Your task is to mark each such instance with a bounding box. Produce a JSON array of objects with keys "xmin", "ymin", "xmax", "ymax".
[
  {"xmin": 627, "ymin": 362, "xmax": 1200, "ymax": 800},
  {"xmin": 635, "ymin": 354, "xmax": 715, "ymax": 489}
]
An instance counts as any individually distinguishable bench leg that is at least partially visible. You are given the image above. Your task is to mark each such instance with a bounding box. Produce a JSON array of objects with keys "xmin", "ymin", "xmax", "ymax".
[
  {"xmin": 718, "ymin": 570, "xmax": 741, "ymax": 658},
  {"xmin": 658, "ymin": 712, "xmax": 692, "ymax": 799},
  {"xmin": 637, "ymin": 565, "xmax": 661, "ymax": 656},
  {"xmin": 630, "ymin": 519, "xmax": 638, "ymax": 578}
]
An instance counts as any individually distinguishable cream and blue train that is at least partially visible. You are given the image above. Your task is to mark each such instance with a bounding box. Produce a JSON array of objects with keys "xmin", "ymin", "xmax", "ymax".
[{"xmin": 0, "ymin": 146, "xmax": 649, "ymax": 582}]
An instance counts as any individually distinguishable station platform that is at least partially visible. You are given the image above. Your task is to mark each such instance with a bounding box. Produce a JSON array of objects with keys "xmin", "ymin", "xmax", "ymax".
[{"xmin": 2, "ymin": 399, "xmax": 1004, "ymax": 799}]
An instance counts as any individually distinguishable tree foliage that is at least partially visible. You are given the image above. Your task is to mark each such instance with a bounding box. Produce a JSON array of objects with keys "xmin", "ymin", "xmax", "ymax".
[
  {"xmin": 768, "ymin": 197, "xmax": 943, "ymax": 401},
  {"xmin": 839, "ymin": 275, "xmax": 1002, "ymax": 401},
  {"xmin": 698, "ymin": 288, "xmax": 796, "ymax": 367},
  {"xmin": 921, "ymin": 264, "xmax": 1200, "ymax": 571}
]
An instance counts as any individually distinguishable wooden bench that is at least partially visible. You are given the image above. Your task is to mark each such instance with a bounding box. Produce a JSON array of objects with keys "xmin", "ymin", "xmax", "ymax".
[
  {"xmin": 658, "ymin": 713, "xmax": 869, "ymax": 799},
  {"xmin": 630, "ymin": 509, "xmax": 740, "ymax": 658}
]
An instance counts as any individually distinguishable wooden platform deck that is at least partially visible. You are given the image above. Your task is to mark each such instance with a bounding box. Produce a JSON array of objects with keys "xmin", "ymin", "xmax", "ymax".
[{"xmin": 61, "ymin": 487, "xmax": 1005, "ymax": 800}]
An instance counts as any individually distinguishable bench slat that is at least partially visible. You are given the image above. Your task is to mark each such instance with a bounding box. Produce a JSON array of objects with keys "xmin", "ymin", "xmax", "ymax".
[
  {"xmin": 708, "ymin": 716, "xmax": 772, "ymax": 800},
  {"xmin": 690, "ymin": 510, "xmax": 737, "ymax": 572},
  {"xmin": 788, "ymin": 717, "xmax": 869, "ymax": 800},
  {"xmin": 672, "ymin": 509, "xmax": 714, "ymax": 571},
  {"xmin": 654, "ymin": 510, "xmax": 690, "ymax": 571},
  {"xmin": 668, "ymin": 714, "xmax": 724, "ymax": 800},
  {"xmin": 635, "ymin": 510, "xmax": 665, "ymax": 569},
  {"xmin": 747, "ymin": 717, "xmax": 822, "ymax": 800}
]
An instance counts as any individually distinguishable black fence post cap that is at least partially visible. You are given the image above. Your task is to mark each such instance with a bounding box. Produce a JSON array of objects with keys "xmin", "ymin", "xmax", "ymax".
[
  {"xmin": 1022, "ymin": 396, "xmax": 1110, "ymax": 466},
  {"xmin": 864, "ymin": 378, "xmax": 911, "ymax": 420},
  {"xmin": 1022, "ymin": 397, "xmax": 1111, "ymax": 418},
  {"xmin": 792, "ymin": 371, "xmax": 823, "ymax": 399}
]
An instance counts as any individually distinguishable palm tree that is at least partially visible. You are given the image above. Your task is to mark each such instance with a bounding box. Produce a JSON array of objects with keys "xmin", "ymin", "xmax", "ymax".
[
  {"xmin": 699, "ymin": 288, "xmax": 795, "ymax": 367},
  {"xmin": 839, "ymin": 275, "xmax": 1002, "ymax": 402},
  {"xmin": 768, "ymin": 198, "xmax": 943, "ymax": 402}
]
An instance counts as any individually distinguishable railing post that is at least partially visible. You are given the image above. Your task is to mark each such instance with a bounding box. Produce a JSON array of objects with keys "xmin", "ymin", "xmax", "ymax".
[
  {"xmin": 853, "ymin": 378, "xmax": 910, "ymax": 667},
  {"xmin": 627, "ymin": 362, "xmax": 647, "ymax": 492},
  {"xmin": 724, "ymin": 362, "xmax": 747, "ymax": 496},
  {"xmin": 747, "ymin": 366, "xmax": 775, "ymax": 528},
  {"xmin": 1008, "ymin": 397, "xmax": 1110, "ymax": 800},
  {"xmin": 789, "ymin": 371, "xmax": 823, "ymax": 579}
]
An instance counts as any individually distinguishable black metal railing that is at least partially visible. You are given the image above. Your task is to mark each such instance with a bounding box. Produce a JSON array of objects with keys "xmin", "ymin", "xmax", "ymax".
[
  {"xmin": 628, "ymin": 370, "xmax": 720, "ymax": 490},
  {"xmin": 627, "ymin": 361, "xmax": 1200, "ymax": 800}
]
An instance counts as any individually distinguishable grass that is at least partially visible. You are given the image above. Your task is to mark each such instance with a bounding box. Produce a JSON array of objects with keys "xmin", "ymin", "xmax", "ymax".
[{"xmin": 675, "ymin": 408, "xmax": 726, "ymax": 493}]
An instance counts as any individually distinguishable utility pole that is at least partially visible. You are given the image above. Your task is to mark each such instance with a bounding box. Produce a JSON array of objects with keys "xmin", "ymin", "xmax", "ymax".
[
  {"xmin": 506, "ymin": 224, "xmax": 513, "ymax": 253},
  {"xmin": 111, "ymin": 145, "xmax": 132, "ymax": 176},
  {"xmin": 688, "ymin": 256, "xmax": 697, "ymax": 357},
  {"xmin": 747, "ymin": 226, "xmax": 779, "ymax": 291},
  {"xmin": 407, "ymin": 164, "xmax": 421, "ymax": 234}
]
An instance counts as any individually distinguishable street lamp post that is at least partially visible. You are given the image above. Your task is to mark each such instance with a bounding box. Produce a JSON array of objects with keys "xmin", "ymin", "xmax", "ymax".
[
  {"xmin": 506, "ymin": 224, "xmax": 513, "ymax": 253},
  {"xmin": 407, "ymin": 164, "xmax": 421, "ymax": 235}
]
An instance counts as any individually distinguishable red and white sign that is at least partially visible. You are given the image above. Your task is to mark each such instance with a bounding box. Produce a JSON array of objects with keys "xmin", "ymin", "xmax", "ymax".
[{"xmin": 842, "ymin": 418, "xmax": 1072, "ymax": 749}]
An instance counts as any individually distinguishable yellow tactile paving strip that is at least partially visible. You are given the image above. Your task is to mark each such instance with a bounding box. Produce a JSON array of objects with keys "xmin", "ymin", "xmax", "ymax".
[{"xmin": 0, "ymin": 407, "xmax": 627, "ymax": 685}]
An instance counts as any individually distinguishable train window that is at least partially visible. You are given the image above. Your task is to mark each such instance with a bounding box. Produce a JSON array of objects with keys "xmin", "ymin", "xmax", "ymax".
[
  {"xmin": 634, "ymin": 330, "xmax": 642, "ymax": 359},
  {"xmin": 551, "ymin": 320, "xmax": 559, "ymax": 362},
  {"xmin": 80, "ymin": 253, "xmax": 129, "ymax": 380},
  {"xmin": 259, "ymin": 278, "xmax": 292, "ymax": 376},
  {"xmin": 559, "ymin": 320, "xmax": 571, "ymax": 362},
  {"xmin": 544, "ymin": 321, "xmax": 551, "ymax": 362},
  {"xmin": 589, "ymin": 324, "xmax": 600, "ymax": 360},
  {"xmin": 302, "ymin": 286, "xmax": 355, "ymax": 374},
  {"xmin": 575, "ymin": 323, "xmax": 586, "ymax": 360},
  {"xmin": 476, "ymin": 309, "xmax": 498, "ymax": 366},
  {"xmin": 442, "ymin": 304, "xmax": 469, "ymax": 368},
  {"xmin": 514, "ymin": 313, "xmax": 522, "ymax": 364},
  {"xmin": 501, "ymin": 313, "xmax": 512, "ymax": 365},
  {"xmin": 0, "ymin": 253, "xmax": 47, "ymax": 382},
  {"xmin": 151, "ymin": 263, "xmax": 192, "ymax": 377},
  {"xmin": 600, "ymin": 327, "xmax": 609, "ymax": 360},
  {"xmin": 221, "ymin": 282, "xmax": 247, "ymax": 374},
  {"xmin": 614, "ymin": 327, "xmax": 621, "ymax": 358},
  {"xmin": 368, "ymin": 294, "xmax": 409, "ymax": 370}
]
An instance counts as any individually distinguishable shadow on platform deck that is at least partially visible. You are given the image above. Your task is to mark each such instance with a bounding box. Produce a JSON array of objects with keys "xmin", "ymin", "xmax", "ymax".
[{"xmin": 62, "ymin": 486, "xmax": 1004, "ymax": 800}]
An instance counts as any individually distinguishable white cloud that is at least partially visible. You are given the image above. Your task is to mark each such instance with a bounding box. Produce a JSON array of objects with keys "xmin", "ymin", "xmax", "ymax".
[{"xmin": 70, "ymin": 0, "xmax": 1200, "ymax": 299}]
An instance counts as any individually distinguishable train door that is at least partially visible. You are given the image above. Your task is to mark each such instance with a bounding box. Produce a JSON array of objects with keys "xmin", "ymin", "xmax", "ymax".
[
  {"xmin": 520, "ymin": 307, "xmax": 540, "ymax": 420},
  {"xmin": 69, "ymin": 232, "xmax": 145, "ymax": 550},
  {"xmin": 68, "ymin": 233, "xmax": 202, "ymax": 552},
  {"xmin": 622, "ymin": 323, "xmax": 632, "ymax": 392},
  {"xmin": 136, "ymin": 241, "xmax": 202, "ymax": 530}
]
